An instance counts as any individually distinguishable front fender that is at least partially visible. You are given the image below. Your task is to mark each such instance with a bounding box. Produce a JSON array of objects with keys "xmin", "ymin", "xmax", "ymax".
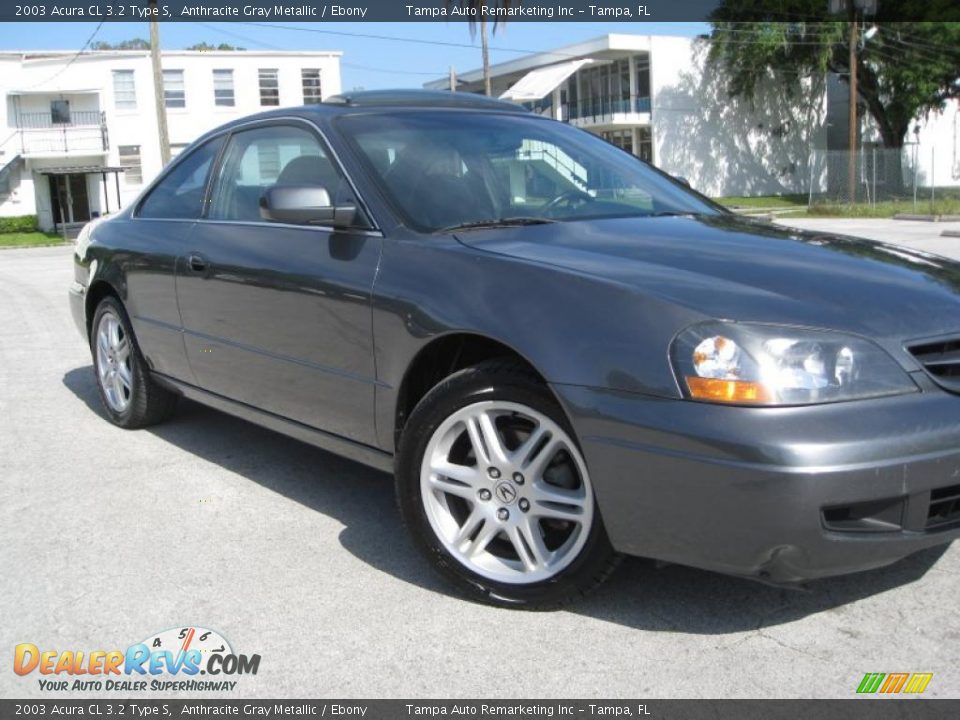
[{"xmin": 371, "ymin": 234, "xmax": 704, "ymax": 448}]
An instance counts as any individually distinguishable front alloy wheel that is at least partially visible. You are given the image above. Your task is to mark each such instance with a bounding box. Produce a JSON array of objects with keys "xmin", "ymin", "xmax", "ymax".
[
  {"xmin": 397, "ymin": 359, "xmax": 618, "ymax": 608},
  {"xmin": 421, "ymin": 401, "xmax": 594, "ymax": 584}
]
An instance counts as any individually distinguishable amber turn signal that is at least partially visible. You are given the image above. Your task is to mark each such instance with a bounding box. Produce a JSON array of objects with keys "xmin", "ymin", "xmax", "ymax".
[{"xmin": 685, "ymin": 376, "xmax": 772, "ymax": 404}]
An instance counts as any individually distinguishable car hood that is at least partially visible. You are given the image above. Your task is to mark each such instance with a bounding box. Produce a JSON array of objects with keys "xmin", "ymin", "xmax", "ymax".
[{"xmin": 455, "ymin": 214, "xmax": 960, "ymax": 345}]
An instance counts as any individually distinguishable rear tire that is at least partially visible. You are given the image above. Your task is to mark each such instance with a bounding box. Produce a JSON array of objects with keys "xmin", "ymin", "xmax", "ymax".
[
  {"xmin": 396, "ymin": 359, "xmax": 619, "ymax": 609},
  {"xmin": 91, "ymin": 295, "xmax": 178, "ymax": 429}
]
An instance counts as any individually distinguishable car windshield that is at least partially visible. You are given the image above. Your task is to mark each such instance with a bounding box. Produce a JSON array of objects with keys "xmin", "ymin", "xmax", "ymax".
[{"xmin": 338, "ymin": 110, "xmax": 721, "ymax": 232}]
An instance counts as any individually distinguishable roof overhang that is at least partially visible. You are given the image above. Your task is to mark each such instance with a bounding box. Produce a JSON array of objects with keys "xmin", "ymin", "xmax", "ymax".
[
  {"xmin": 426, "ymin": 34, "xmax": 654, "ymax": 89},
  {"xmin": 9, "ymin": 88, "xmax": 100, "ymax": 96},
  {"xmin": 40, "ymin": 165, "xmax": 125, "ymax": 175},
  {"xmin": 499, "ymin": 59, "xmax": 594, "ymax": 102}
]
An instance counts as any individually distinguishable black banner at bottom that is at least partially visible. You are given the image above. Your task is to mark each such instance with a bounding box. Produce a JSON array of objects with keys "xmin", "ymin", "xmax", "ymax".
[{"xmin": 3, "ymin": 700, "xmax": 960, "ymax": 720}]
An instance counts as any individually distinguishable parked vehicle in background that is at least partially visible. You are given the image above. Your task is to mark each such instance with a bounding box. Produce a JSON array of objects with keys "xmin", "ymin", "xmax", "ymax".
[{"xmin": 69, "ymin": 91, "xmax": 960, "ymax": 607}]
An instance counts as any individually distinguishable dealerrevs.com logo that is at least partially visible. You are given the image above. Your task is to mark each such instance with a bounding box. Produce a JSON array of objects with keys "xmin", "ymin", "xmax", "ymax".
[{"xmin": 14, "ymin": 626, "xmax": 261, "ymax": 692}]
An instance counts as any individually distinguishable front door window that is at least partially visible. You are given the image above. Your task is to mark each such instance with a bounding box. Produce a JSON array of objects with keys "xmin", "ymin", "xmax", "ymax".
[{"xmin": 49, "ymin": 174, "xmax": 91, "ymax": 225}]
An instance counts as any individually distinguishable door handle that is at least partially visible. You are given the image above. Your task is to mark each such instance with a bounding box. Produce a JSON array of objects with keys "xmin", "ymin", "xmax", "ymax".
[{"xmin": 187, "ymin": 253, "xmax": 209, "ymax": 274}]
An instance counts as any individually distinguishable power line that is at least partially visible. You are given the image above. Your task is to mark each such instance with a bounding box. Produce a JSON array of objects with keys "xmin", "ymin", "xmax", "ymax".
[
  {"xmin": 882, "ymin": 35, "xmax": 960, "ymax": 63},
  {"xmin": 238, "ymin": 21, "xmax": 588, "ymax": 59},
  {"xmin": 882, "ymin": 26, "xmax": 960, "ymax": 54},
  {"xmin": 342, "ymin": 62, "xmax": 440, "ymax": 76},
  {"xmin": 19, "ymin": 21, "xmax": 105, "ymax": 90},
  {"xmin": 198, "ymin": 22, "xmax": 444, "ymax": 77},
  {"xmin": 195, "ymin": 22, "xmax": 281, "ymax": 50}
]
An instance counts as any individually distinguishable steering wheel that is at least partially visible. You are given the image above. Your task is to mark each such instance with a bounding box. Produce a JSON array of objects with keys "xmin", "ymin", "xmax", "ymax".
[{"xmin": 542, "ymin": 188, "xmax": 594, "ymax": 215}]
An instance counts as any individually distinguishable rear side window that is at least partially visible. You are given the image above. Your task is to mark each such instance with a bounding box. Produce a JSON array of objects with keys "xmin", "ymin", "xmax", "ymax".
[
  {"xmin": 138, "ymin": 136, "xmax": 224, "ymax": 220},
  {"xmin": 208, "ymin": 124, "xmax": 354, "ymax": 223}
]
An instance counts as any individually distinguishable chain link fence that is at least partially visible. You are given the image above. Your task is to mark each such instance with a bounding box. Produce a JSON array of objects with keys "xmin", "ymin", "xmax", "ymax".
[{"xmin": 806, "ymin": 144, "xmax": 960, "ymax": 212}]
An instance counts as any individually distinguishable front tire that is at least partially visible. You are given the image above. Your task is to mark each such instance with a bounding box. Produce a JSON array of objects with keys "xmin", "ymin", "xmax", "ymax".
[
  {"xmin": 91, "ymin": 296, "xmax": 178, "ymax": 429},
  {"xmin": 396, "ymin": 359, "xmax": 619, "ymax": 608}
]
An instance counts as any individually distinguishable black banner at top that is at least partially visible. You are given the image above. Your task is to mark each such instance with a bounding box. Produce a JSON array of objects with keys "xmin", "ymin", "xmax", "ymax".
[{"xmin": 3, "ymin": 0, "xmax": 959, "ymax": 23}]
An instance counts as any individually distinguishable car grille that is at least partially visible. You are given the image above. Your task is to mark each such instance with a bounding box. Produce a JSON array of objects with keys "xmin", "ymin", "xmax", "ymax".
[
  {"xmin": 927, "ymin": 484, "xmax": 960, "ymax": 530},
  {"xmin": 907, "ymin": 337, "xmax": 960, "ymax": 393}
]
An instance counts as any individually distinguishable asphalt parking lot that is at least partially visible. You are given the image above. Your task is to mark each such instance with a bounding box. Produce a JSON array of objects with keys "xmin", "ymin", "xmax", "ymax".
[{"xmin": 2, "ymin": 219, "xmax": 960, "ymax": 699}]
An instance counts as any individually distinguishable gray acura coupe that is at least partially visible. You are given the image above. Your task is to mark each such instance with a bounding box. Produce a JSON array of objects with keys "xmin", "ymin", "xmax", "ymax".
[{"xmin": 70, "ymin": 90, "xmax": 960, "ymax": 607}]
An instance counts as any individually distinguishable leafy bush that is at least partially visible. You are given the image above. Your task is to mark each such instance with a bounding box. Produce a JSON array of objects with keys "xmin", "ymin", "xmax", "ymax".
[{"xmin": 0, "ymin": 215, "xmax": 38, "ymax": 234}]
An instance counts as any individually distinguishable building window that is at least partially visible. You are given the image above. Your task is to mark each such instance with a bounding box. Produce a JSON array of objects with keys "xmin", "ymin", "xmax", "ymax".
[
  {"xmin": 112, "ymin": 70, "xmax": 137, "ymax": 110},
  {"xmin": 50, "ymin": 100, "xmax": 71, "ymax": 125},
  {"xmin": 602, "ymin": 129, "xmax": 634, "ymax": 155},
  {"xmin": 213, "ymin": 69, "xmax": 235, "ymax": 107},
  {"xmin": 119, "ymin": 145, "xmax": 142, "ymax": 185},
  {"xmin": 637, "ymin": 127, "xmax": 653, "ymax": 162},
  {"xmin": 257, "ymin": 144, "xmax": 281, "ymax": 183},
  {"xmin": 163, "ymin": 69, "xmax": 185, "ymax": 108},
  {"xmin": 301, "ymin": 68, "xmax": 322, "ymax": 104},
  {"xmin": 636, "ymin": 56, "xmax": 651, "ymax": 99},
  {"xmin": 258, "ymin": 69, "xmax": 279, "ymax": 106}
]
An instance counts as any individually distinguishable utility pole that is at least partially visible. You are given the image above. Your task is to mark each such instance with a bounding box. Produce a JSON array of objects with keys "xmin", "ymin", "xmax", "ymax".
[
  {"xmin": 149, "ymin": 0, "xmax": 171, "ymax": 166},
  {"xmin": 449, "ymin": 65, "xmax": 457, "ymax": 92},
  {"xmin": 480, "ymin": 17, "xmax": 491, "ymax": 96},
  {"xmin": 847, "ymin": 1, "xmax": 859, "ymax": 204}
]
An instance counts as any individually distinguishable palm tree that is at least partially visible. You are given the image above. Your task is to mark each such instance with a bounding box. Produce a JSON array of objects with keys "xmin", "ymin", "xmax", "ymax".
[{"xmin": 448, "ymin": 0, "xmax": 518, "ymax": 96}]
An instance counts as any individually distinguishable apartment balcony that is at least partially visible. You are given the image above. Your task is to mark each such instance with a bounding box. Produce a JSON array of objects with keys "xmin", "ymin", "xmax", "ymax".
[
  {"xmin": 565, "ymin": 97, "xmax": 651, "ymax": 128},
  {"xmin": 9, "ymin": 111, "xmax": 108, "ymax": 157}
]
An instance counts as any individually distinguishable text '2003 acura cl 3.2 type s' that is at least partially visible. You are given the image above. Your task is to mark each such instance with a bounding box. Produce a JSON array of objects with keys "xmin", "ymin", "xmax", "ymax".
[{"xmin": 70, "ymin": 90, "xmax": 960, "ymax": 607}]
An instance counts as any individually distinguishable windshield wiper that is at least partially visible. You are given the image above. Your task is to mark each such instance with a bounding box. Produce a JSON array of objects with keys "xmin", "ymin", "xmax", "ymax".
[
  {"xmin": 640, "ymin": 211, "xmax": 702, "ymax": 218},
  {"xmin": 438, "ymin": 216, "xmax": 557, "ymax": 233}
]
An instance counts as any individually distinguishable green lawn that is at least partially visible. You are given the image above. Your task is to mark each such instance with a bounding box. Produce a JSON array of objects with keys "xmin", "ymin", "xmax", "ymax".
[
  {"xmin": 0, "ymin": 231, "xmax": 68, "ymax": 248},
  {"xmin": 715, "ymin": 192, "xmax": 960, "ymax": 219},
  {"xmin": 715, "ymin": 194, "xmax": 809, "ymax": 210}
]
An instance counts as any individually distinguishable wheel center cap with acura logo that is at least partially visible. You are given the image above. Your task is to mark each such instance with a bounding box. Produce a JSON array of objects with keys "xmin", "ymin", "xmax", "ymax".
[{"xmin": 495, "ymin": 482, "xmax": 518, "ymax": 504}]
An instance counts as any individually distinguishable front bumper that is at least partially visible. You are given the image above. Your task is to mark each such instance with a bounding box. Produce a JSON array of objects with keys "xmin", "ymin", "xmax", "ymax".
[{"xmin": 553, "ymin": 382, "xmax": 960, "ymax": 584}]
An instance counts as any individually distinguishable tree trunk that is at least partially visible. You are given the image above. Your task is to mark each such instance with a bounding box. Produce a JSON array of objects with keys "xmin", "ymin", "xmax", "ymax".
[{"xmin": 873, "ymin": 124, "xmax": 908, "ymax": 199}]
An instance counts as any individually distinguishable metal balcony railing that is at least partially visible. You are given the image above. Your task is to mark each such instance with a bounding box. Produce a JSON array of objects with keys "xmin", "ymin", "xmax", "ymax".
[
  {"xmin": 6, "ymin": 111, "xmax": 108, "ymax": 155},
  {"xmin": 565, "ymin": 96, "xmax": 651, "ymax": 123},
  {"xmin": 15, "ymin": 110, "xmax": 105, "ymax": 129}
]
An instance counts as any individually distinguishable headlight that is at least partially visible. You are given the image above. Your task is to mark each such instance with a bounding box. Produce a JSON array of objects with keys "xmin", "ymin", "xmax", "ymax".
[{"xmin": 670, "ymin": 322, "xmax": 917, "ymax": 406}]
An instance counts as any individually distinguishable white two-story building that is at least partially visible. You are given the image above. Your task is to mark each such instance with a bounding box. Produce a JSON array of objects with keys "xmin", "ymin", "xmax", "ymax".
[
  {"xmin": 0, "ymin": 49, "xmax": 341, "ymax": 231},
  {"xmin": 428, "ymin": 33, "xmax": 960, "ymax": 199}
]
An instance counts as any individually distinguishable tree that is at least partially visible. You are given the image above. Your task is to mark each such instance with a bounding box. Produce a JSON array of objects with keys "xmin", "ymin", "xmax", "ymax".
[
  {"xmin": 91, "ymin": 38, "xmax": 150, "ymax": 50},
  {"xmin": 448, "ymin": 0, "xmax": 517, "ymax": 96},
  {"xmin": 708, "ymin": 1, "xmax": 960, "ymax": 193},
  {"xmin": 90, "ymin": 39, "xmax": 244, "ymax": 52},
  {"xmin": 185, "ymin": 42, "xmax": 245, "ymax": 51}
]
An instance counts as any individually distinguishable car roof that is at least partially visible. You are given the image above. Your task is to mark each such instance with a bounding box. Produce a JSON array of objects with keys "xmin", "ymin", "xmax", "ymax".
[
  {"xmin": 323, "ymin": 89, "xmax": 528, "ymax": 112},
  {"xmin": 213, "ymin": 89, "xmax": 529, "ymax": 129}
]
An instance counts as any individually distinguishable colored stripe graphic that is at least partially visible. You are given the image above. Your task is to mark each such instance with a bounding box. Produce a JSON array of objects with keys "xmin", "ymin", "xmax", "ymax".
[
  {"xmin": 857, "ymin": 673, "xmax": 885, "ymax": 694},
  {"xmin": 880, "ymin": 673, "xmax": 909, "ymax": 693},
  {"xmin": 857, "ymin": 672, "xmax": 933, "ymax": 694},
  {"xmin": 904, "ymin": 673, "xmax": 933, "ymax": 694}
]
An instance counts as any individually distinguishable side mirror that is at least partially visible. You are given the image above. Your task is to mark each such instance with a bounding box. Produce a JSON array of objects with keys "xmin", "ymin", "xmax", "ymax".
[
  {"xmin": 259, "ymin": 185, "xmax": 356, "ymax": 227},
  {"xmin": 674, "ymin": 176, "xmax": 691, "ymax": 188}
]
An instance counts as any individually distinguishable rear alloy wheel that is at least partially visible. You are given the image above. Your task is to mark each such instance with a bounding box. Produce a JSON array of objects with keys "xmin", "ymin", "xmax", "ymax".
[
  {"xmin": 95, "ymin": 310, "xmax": 134, "ymax": 414},
  {"xmin": 91, "ymin": 296, "xmax": 178, "ymax": 429},
  {"xmin": 397, "ymin": 360, "xmax": 618, "ymax": 608}
]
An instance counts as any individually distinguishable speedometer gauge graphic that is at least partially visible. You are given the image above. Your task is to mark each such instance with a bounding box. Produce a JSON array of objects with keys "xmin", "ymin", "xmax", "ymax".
[{"xmin": 138, "ymin": 626, "xmax": 233, "ymax": 663}]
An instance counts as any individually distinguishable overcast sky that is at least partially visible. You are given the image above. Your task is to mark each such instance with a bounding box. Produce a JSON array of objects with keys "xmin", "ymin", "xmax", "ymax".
[{"xmin": 0, "ymin": 21, "xmax": 709, "ymax": 90}]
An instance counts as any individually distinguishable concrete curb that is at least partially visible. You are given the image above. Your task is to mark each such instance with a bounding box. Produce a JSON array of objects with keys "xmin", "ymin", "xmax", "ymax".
[
  {"xmin": 894, "ymin": 213, "xmax": 960, "ymax": 222},
  {"xmin": 0, "ymin": 242, "xmax": 72, "ymax": 250}
]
